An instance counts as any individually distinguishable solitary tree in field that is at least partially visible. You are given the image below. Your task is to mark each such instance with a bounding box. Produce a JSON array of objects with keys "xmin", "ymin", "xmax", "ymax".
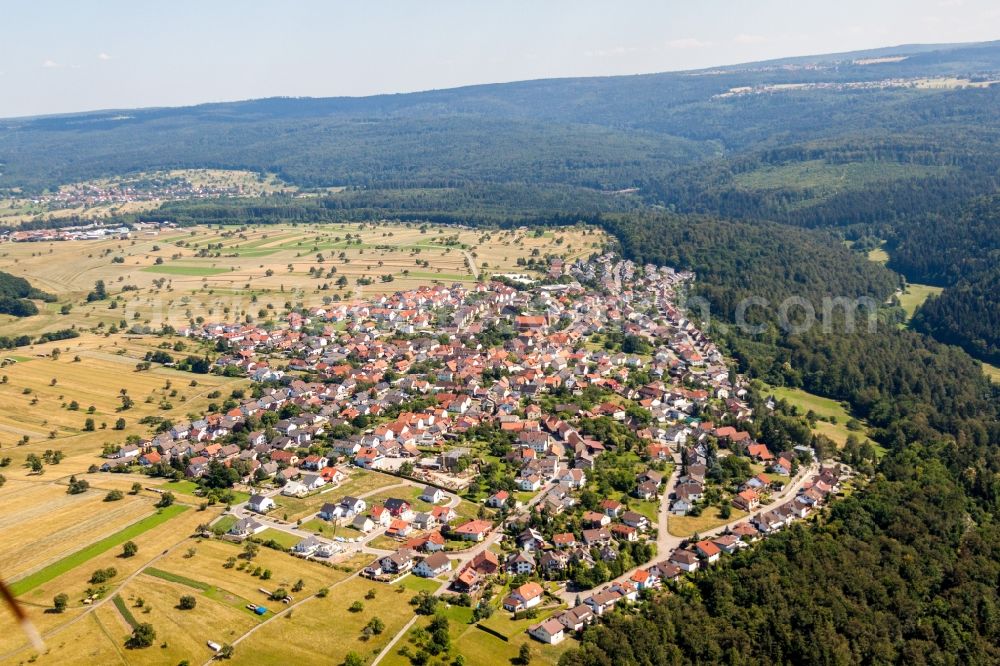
[
  {"xmin": 177, "ymin": 595, "xmax": 197, "ymax": 610},
  {"xmin": 155, "ymin": 492, "xmax": 174, "ymax": 508},
  {"xmin": 121, "ymin": 541, "xmax": 138, "ymax": 558},
  {"xmin": 125, "ymin": 623, "xmax": 156, "ymax": 649},
  {"xmin": 52, "ymin": 593, "xmax": 68, "ymax": 613}
]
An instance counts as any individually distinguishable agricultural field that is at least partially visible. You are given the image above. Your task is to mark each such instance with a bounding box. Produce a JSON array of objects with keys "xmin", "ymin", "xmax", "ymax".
[
  {"xmin": 0, "ymin": 222, "xmax": 604, "ymax": 337},
  {"xmin": 0, "ymin": 332, "xmax": 245, "ymax": 472},
  {"xmin": 231, "ymin": 576, "xmax": 419, "ymax": 666}
]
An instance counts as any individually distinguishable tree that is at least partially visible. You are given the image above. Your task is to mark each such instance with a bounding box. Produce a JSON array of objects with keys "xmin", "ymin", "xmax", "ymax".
[
  {"xmin": 105, "ymin": 489, "xmax": 124, "ymax": 502},
  {"xmin": 83, "ymin": 417, "xmax": 95, "ymax": 431},
  {"xmin": 242, "ymin": 541, "xmax": 259, "ymax": 560},
  {"xmin": 125, "ymin": 623, "xmax": 156, "ymax": 649},
  {"xmin": 122, "ymin": 541, "xmax": 138, "ymax": 558},
  {"xmin": 216, "ymin": 644, "xmax": 234, "ymax": 659},
  {"xmin": 349, "ymin": 600, "xmax": 364, "ymax": 612},
  {"xmin": 114, "ymin": 417, "xmax": 127, "ymax": 430},
  {"xmin": 156, "ymin": 491, "xmax": 174, "ymax": 508},
  {"xmin": 52, "ymin": 593, "xmax": 69, "ymax": 613},
  {"xmin": 178, "ymin": 595, "xmax": 197, "ymax": 610},
  {"xmin": 67, "ymin": 475, "xmax": 90, "ymax": 494},
  {"xmin": 343, "ymin": 653, "xmax": 363, "ymax": 666},
  {"xmin": 517, "ymin": 643, "xmax": 532, "ymax": 665},
  {"xmin": 363, "ymin": 616, "xmax": 385, "ymax": 636},
  {"xmin": 130, "ymin": 481, "xmax": 143, "ymax": 494}
]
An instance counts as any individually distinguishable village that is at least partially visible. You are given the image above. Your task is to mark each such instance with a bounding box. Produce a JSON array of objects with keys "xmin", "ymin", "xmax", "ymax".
[{"xmin": 96, "ymin": 252, "xmax": 844, "ymax": 655}]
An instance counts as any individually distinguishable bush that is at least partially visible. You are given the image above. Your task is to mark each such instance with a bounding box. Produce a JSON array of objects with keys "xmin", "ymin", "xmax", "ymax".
[
  {"xmin": 105, "ymin": 489, "xmax": 124, "ymax": 502},
  {"xmin": 178, "ymin": 595, "xmax": 197, "ymax": 610},
  {"xmin": 348, "ymin": 600, "xmax": 364, "ymax": 612}
]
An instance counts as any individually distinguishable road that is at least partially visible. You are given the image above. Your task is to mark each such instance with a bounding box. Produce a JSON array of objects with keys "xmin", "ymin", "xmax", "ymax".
[{"xmin": 554, "ymin": 456, "xmax": 819, "ymax": 605}]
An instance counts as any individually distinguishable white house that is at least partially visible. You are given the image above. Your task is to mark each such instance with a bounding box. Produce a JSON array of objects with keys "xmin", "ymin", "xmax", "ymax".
[
  {"xmin": 281, "ymin": 481, "xmax": 309, "ymax": 498},
  {"xmin": 413, "ymin": 552, "xmax": 451, "ymax": 578},
  {"xmin": 418, "ymin": 486, "xmax": 445, "ymax": 504},
  {"xmin": 528, "ymin": 618, "xmax": 566, "ymax": 645},
  {"xmin": 248, "ymin": 494, "xmax": 276, "ymax": 514},
  {"xmin": 352, "ymin": 515, "xmax": 375, "ymax": 533}
]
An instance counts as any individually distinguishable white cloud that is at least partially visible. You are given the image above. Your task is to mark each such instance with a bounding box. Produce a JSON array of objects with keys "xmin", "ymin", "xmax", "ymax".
[
  {"xmin": 42, "ymin": 59, "xmax": 62, "ymax": 68},
  {"xmin": 938, "ymin": 0, "xmax": 965, "ymax": 7},
  {"xmin": 98, "ymin": 52, "xmax": 112, "ymax": 61},
  {"xmin": 666, "ymin": 38, "xmax": 712, "ymax": 50},
  {"xmin": 734, "ymin": 33, "xmax": 767, "ymax": 45}
]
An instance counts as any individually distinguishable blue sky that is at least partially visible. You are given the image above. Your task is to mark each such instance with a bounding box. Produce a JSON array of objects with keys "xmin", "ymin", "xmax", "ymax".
[{"xmin": 1, "ymin": 0, "xmax": 998, "ymax": 117}]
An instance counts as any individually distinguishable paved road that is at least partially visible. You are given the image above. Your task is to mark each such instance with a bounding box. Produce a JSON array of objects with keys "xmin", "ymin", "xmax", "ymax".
[{"xmin": 554, "ymin": 457, "xmax": 819, "ymax": 605}]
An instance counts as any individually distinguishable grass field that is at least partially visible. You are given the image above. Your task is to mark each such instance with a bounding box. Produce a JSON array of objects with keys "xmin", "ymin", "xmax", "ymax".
[
  {"xmin": 668, "ymin": 506, "xmax": 748, "ymax": 537},
  {"xmin": 141, "ymin": 264, "xmax": 233, "ymax": 276},
  {"xmin": 10, "ymin": 504, "xmax": 188, "ymax": 594},
  {"xmin": 760, "ymin": 382, "xmax": 879, "ymax": 450},
  {"xmin": 867, "ymin": 247, "xmax": 889, "ymax": 264},
  {"xmin": 897, "ymin": 282, "xmax": 944, "ymax": 321},
  {"xmin": 983, "ymin": 362, "xmax": 1000, "ymax": 384},
  {"xmin": 231, "ymin": 576, "xmax": 418, "ymax": 666}
]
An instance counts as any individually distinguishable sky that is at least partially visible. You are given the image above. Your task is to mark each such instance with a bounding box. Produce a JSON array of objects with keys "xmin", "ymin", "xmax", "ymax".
[{"xmin": 1, "ymin": 0, "xmax": 998, "ymax": 118}]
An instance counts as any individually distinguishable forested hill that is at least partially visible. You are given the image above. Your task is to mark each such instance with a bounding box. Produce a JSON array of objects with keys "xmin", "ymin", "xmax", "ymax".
[
  {"xmin": 2, "ymin": 40, "xmax": 1000, "ymax": 192},
  {"xmin": 0, "ymin": 271, "xmax": 54, "ymax": 317}
]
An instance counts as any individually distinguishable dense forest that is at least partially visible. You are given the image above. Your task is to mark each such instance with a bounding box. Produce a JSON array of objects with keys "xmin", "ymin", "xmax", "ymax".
[{"xmin": 0, "ymin": 270, "xmax": 54, "ymax": 317}]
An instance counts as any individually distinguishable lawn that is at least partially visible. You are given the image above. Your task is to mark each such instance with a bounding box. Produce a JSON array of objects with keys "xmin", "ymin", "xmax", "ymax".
[
  {"xmin": 300, "ymin": 518, "xmax": 364, "ymax": 540},
  {"xmin": 256, "ymin": 528, "xmax": 302, "ymax": 550},
  {"xmin": 668, "ymin": 506, "xmax": 747, "ymax": 538},
  {"xmin": 141, "ymin": 264, "xmax": 233, "ymax": 276},
  {"xmin": 397, "ymin": 574, "xmax": 442, "ymax": 594},
  {"xmin": 10, "ymin": 504, "xmax": 188, "ymax": 595},
  {"xmin": 630, "ymin": 498, "xmax": 661, "ymax": 523}
]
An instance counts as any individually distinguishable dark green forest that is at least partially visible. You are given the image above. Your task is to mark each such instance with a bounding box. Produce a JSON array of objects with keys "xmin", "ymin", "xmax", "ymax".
[{"xmin": 0, "ymin": 270, "xmax": 54, "ymax": 317}]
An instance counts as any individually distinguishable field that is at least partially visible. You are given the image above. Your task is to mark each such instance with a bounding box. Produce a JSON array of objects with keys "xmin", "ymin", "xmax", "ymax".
[
  {"xmin": 9, "ymin": 504, "xmax": 188, "ymax": 595},
  {"xmin": 759, "ymin": 382, "xmax": 882, "ymax": 451},
  {"xmin": 983, "ymin": 362, "xmax": 1000, "ymax": 384},
  {"xmin": 897, "ymin": 282, "xmax": 944, "ymax": 321},
  {"xmin": 0, "ymin": 222, "xmax": 604, "ymax": 337},
  {"xmin": 230, "ymin": 576, "xmax": 419, "ymax": 665},
  {"xmin": 732, "ymin": 160, "xmax": 954, "ymax": 203},
  {"xmin": 0, "ymin": 333, "xmax": 245, "ymax": 472},
  {"xmin": 668, "ymin": 506, "xmax": 748, "ymax": 537}
]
